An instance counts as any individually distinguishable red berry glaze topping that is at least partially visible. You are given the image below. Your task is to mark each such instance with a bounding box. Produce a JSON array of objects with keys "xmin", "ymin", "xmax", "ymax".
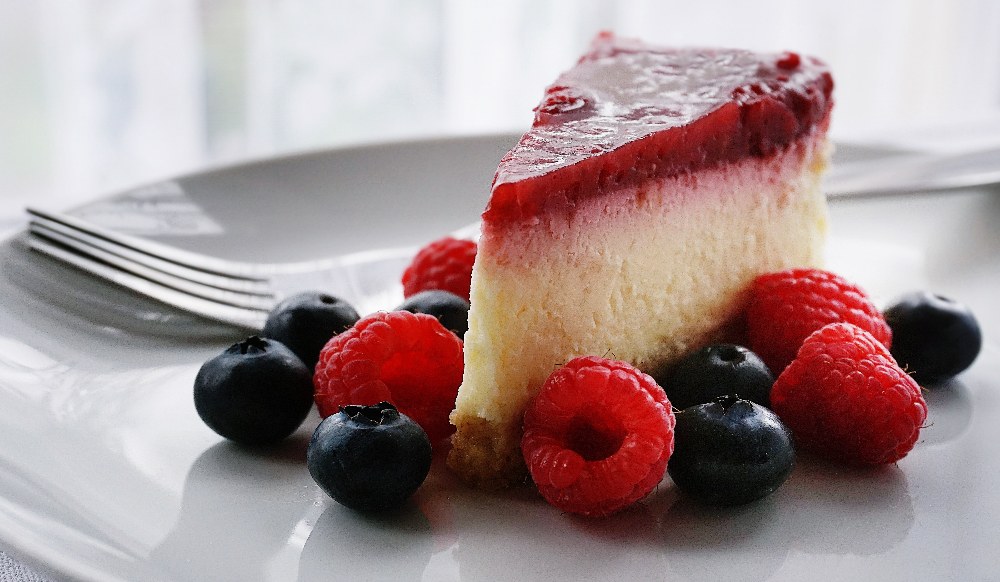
[
  {"xmin": 313, "ymin": 311, "xmax": 464, "ymax": 443},
  {"xmin": 521, "ymin": 356, "xmax": 675, "ymax": 517},
  {"xmin": 771, "ymin": 323, "xmax": 927, "ymax": 466},
  {"xmin": 775, "ymin": 51, "xmax": 801, "ymax": 70},
  {"xmin": 402, "ymin": 237, "xmax": 477, "ymax": 302},
  {"xmin": 747, "ymin": 268, "xmax": 892, "ymax": 375},
  {"xmin": 485, "ymin": 32, "xmax": 834, "ymax": 224},
  {"xmin": 534, "ymin": 85, "xmax": 594, "ymax": 125}
]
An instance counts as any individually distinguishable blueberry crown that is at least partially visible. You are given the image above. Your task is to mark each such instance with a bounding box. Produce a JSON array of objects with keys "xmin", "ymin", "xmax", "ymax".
[
  {"xmin": 340, "ymin": 402, "xmax": 400, "ymax": 426},
  {"xmin": 236, "ymin": 335, "xmax": 269, "ymax": 354},
  {"xmin": 712, "ymin": 394, "xmax": 746, "ymax": 412}
]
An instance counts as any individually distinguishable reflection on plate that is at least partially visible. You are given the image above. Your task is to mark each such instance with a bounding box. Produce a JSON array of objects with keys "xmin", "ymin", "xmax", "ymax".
[{"xmin": 0, "ymin": 135, "xmax": 998, "ymax": 581}]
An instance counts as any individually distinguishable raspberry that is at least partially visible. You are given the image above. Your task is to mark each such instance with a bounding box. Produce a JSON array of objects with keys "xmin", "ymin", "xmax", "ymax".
[
  {"xmin": 313, "ymin": 311, "xmax": 463, "ymax": 444},
  {"xmin": 771, "ymin": 322, "xmax": 927, "ymax": 465},
  {"xmin": 747, "ymin": 268, "xmax": 892, "ymax": 374},
  {"xmin": 521, "ymin": 356, "xmax": 675, "ymax": 517},
  {"xmin": 401, "ymin": 237, "xmax": 477, "ymax": 302}
]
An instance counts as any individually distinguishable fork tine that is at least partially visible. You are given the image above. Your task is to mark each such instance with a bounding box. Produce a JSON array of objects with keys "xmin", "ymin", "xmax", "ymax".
[
  {"xmin": 24, "ymin": 207, "xmax": 479, "ymax": 328},
  {"xmin": 29, "ymin": 216, "xmax": 274, "ymax": 295},
  {"xmin": 26, "ymin": 207, "xmax": 274, "ymax": 279},
  {"xmin": 27, "ymin": 234, "xmax": 268, "ymax": 330},
  {"xmin": 28, "ymin": 225, "xmax": 278, "ymax": 312}
]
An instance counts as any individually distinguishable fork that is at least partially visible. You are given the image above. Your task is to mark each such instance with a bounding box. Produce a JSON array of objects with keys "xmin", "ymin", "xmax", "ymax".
[
  {"xmin": 24, "ymin": 143, "xmax": 1000, "ymax": 330},
  {"xmin": 25, "ymin": 206, "xmax": 481, "ymax": 329}
]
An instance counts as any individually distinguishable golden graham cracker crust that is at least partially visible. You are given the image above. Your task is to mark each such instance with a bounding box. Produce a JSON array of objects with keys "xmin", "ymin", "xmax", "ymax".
[{"xmin": 448, "ymin": 413, "xmax": 529, "ymax": 490}]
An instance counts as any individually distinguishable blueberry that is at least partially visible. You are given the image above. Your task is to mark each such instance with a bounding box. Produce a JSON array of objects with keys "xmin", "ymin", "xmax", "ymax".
[
  {"xmin": 884, "ymin": 291, "xmax": 982, "ymax": 384},
  {"xmin": 307, "ymin": 402, "xmax": 432, "ymax": 512},
  {"xmin": 194, "ymin": 336, "xmax": 314, "ymax": 445},
  {"xmin": 657, "ymin": 344, "xmax": 774, "ymax": 409},
  {"xmin": 667, "ymin": 395, "xmax": 794, "ymax": 506},
  {"xmin": 396, "ymin": 290, "xmax": 470, "ymax": 337},
  {"xmin": 262, "ymin": 292, "xmax": 360, "ymax": 369}
]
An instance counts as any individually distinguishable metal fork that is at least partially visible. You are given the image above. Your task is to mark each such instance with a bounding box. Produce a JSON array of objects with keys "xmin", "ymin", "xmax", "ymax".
[
  {"xmin": 23, "ymin": 143, "xmax": 1000, "ymax": 330},
  {"xmin": 25, "ymin": 206, "xmax": 481, "ymax": 329}
]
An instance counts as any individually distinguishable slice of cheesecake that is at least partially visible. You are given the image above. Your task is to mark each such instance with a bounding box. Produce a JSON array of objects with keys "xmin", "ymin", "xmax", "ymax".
[{"xmin": 449, "ymin": 32, "xmax": 834, "ymax": 489}]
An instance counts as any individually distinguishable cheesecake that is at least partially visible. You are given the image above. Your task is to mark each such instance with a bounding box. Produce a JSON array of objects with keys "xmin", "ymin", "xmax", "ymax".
[{"xmin": 449, "ymin": 32, "xmax": 834, "ymax": 489}]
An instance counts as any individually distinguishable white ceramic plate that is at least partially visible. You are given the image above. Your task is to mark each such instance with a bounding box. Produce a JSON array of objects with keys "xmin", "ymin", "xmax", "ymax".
[{"xmin": 0, "ymin": 135, "xmax": 997, "ymax": 582}]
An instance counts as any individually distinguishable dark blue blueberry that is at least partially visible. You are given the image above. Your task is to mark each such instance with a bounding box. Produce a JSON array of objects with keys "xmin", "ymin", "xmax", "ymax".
[
  {"xmin": 307, "ymin": 402, "xmax": 432, "ymax": 513},
  {"xmin": 668, "ymin": 395, "xmax": 794, "ymax": 506},
  {"xmin": 396, "ymin": 290, "xmax": 470, "ymax": 337},
  {"xmin": 262, "ymin": 292, "xmax": 360, "ymax": 369},
  {"xmin": 884, "ymin": 291, "xmax": 982, "ymax": 384},
  {"xmin": 194, "ymin": 336, "xmax": 314, "ymax": 445},
  {"xmin": 658, "ymin": 344, "xmax": 774, "ymax": 409}
]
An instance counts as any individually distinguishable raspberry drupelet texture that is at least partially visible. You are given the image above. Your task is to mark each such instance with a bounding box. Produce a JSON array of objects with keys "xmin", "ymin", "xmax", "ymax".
[
  {"xmin": 402, "ymin": 237, "xmax": 478, "ymax": 302},
  {"xmin": 747, "ymin": 268, "xmax": 892, "ymax": 375},
  {"xmin": 313, "ymin": 311, "xmax": 464, "ymax": 444},
  {"xmin": 771, "ymin": 322, "xmax": 927, "ymax": 466},
  {"xmin": 521, "ymin": 356, "xmax": 675, "ymax": 517}
]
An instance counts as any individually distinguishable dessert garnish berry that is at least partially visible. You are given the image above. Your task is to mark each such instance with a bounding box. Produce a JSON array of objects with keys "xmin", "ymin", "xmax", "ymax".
[
  {"xmin": 313, "ymin": 310, "xmax": 463, "ymax": 444},
  {"xmin": 194, "ymin": 336, "xmax": 314, "ymax": 445},
  {"xmin": 667, "ymin": 395, "xmax": 794, "ymax": 506},
  {"xmin": 775, "ymin": 51, "xmax": 801, "ymax": 70},
  {"xmin": 883, "ymin": 291, "xmax": 982, "ymax": 384},
  {"xmin": 771, "ymin": 322, "xmax": 927, "ymax": 465},
  {"xmin": 521, "ymin": 356, "xmax": 675, "ymax": 517},
  {"xmin": 307, "ymin": 401, "xmax": 432, "ymax": 512},
  {"xmin": 396, "ymin": 289, "xmax": 470, "ymax": 338},
  {"xmin": 747, "ymin": 268, "xmax": 892, "ymax": 374},
  {"xmin": 401, "ymin": 236, "xmax": 477, "ymax": 302},
  {"xmin": 262, "ymin": 292, "xmax": 360, "ymax": 369},
  {"xmin": 658, "ymin": 344, "xmax": 774, "ymax": 409},
  {"xmin": 534, "ymin": 85, "xmax": 594, "ymax": 124}
]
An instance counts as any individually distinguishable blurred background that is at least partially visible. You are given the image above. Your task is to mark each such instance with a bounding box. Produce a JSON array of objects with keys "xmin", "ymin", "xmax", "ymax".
[{"xmin": 2, "ymin": 0, "xmax": 1000, "ymax": 222}]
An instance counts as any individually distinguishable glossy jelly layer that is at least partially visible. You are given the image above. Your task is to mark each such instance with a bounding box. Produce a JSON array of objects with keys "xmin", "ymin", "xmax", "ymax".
[{"xmin": 484, "ymin": 32, "xmax": 834, "ymax": 225}]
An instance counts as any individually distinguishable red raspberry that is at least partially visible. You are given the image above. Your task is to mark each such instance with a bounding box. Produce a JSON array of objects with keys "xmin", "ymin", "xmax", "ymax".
[
  {"xmin": 771, "ymin": 322, "xmax": 927, "ymax": 465},
  {"xmin": 521, "ymin": 356, "xmax": 675, "ymax": 517},
  {"xmin": 313, "ymin": 311, "xmax": 463, "ymax": 444},
  {"xmin": 401, "ymin": 237, "xmax": 477, "ymax": 302},
  {"xmin": 747, "ymin": 268, "xmax": 892, "ymax": 374}
]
